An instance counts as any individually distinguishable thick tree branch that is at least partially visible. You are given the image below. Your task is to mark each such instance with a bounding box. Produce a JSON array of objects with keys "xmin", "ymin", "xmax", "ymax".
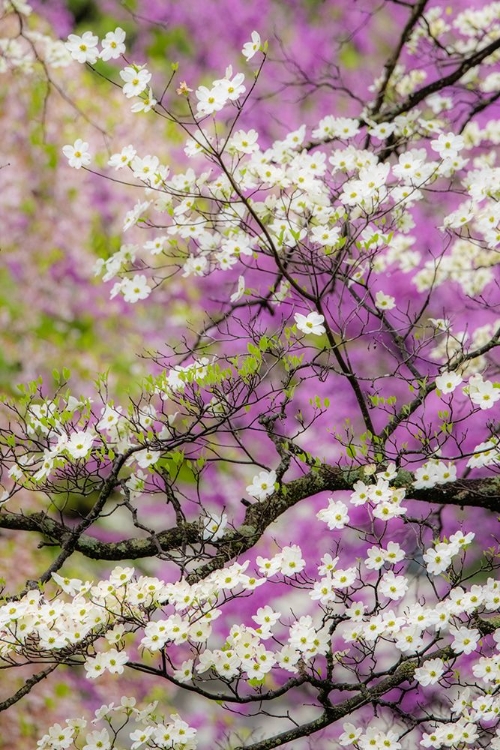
[{"xmin": 1, "ymin": 469, "xmax": 499, "ymax": 570}]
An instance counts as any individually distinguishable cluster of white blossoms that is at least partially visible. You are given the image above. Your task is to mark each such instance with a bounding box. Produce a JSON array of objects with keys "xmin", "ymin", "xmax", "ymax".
[
  {"xmin": 413, "ymin": 459, "xmax": 457, "ymax": 490},
  {"xmin": 429, "ymin": 319, "xmax": 498, "ymax": 376},
  {"xmin": 422, "ymin": 530, "xmax": 475, "ymax": 575},
  {"xmin": 329, "ymin": 462, "xmax": 409, "ymax": 522},
  {"xmin": 3, "ymin": 355, "xmax": 222, "ymax": 491},
  {"xmin": 0, "ymin": 533, "xmax": 484, "ymax": 655},
  {"xmin": 7, "ymin": 520, "xmax": 500, "ymax": 750},
  {"xmin": 6, "ymin": 396, "xmax": 97, "ymax": 485},
  {"xmin": 466, "ymin": 436, "xmax": 500, "ymax": 469},
  {"xmin": 0, "ymin": 554, "xmax": 325, "ymax": 687},
  {"xmin": 4, "ymin": 5, "xmax": 500, "ymax": 748},
  {"xmin": 3, "ymin": 374, "xmax": 498, "ymax": 750},
  {"xmin": 433, "ymin": 369, "xmax": 500, "ymax": 413},
  {"xmin": 339, "ymin": 716, "xmax": 481, "ymax": 750},
  {"xmin": 91, "ymin": 104, "xmax": 498, "ymax": 307},
  {"xmin": 339, "ymin": 724, "xmax": 406, "ymax": 749},
  {"xmin": 340, "ymin": 567, "xmax": 498, "ymax": 661},
  {"xmin": 410, "ymin": 3, "xmax": 500, "ymax": 60},
  {"xmin": 37, "ymin": 697, "xmax": 197, "ymax": 750},
  {"xmin": 62, "ymin": 28, "xmax": 258, "ymax": 120},
  {"xmin": 64, "ymin": 27, "xmax": 126, "ymax": 64},
  {"xmin": 55, "ymin": 22, "xmax": 500, "ymax": 315},
  {"xmin": 195, "ymin": 65, "xmax": 246, "ymax": 117}
]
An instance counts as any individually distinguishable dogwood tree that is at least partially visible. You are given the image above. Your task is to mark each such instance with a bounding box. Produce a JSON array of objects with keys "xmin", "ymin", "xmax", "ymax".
[{"xmin": 1, "ymin": 1, "xmax": 500, "ymax": 748}]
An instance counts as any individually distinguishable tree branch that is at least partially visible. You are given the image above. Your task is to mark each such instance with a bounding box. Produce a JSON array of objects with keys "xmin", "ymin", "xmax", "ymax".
[
  {"xmin": 369, "ymin": 0, "xmax": 430, "ymax": 118},
  {"xmin": 373, "ymin": 35, "xmax": 500, "ymax": 122},
  {"xmin": 1, "ymin": 469, "xmax": 499, "ymax": 570},
  {"xmin": 0, "ymin": 664, "xmax": 59, "ymax": 713},
  {"xmin": 235, "ymin": 647, "xmax": 454, "ymax": 749}
]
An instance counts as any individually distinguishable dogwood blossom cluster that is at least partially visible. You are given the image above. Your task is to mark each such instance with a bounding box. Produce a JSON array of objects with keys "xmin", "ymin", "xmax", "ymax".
[
  {"xmin": 3, "ymin": 3, "xmax": 500, "ymax": 748},
  {"xmin": 6, "ymin": 522, "xmax": 500, "ymax": 750},
  {"xmin": 3, "ymin": 355, "xmax": 231, "ymax": 489},
  {"xmin": 335, "ymin": 462, "xmax": 408, "ymax": 521},
  {"xmin": 429, "ymin": 319, "xmax": 499, "ymax": 377},
  {"xmin": 408, "ymin": 4, "xmax": 500, "ymax": 62},
  {"xmin": 64, "ymin": 28, "xmax": 126, "ymax": 65},
  {"xmin": 422, "ymin": 531, "xmax": 475, "ymax": 575},
  {"xmin": 195, "ymin": 65, "xmax": 246, "ymax": 117},
  {"xmin": 37, "ymin": 697, "xmax": 197, "ymax": 750},
  {"xmin": 83, "ymin": 101, "xmax": 500, "ymax": 366},
  {"xmin": 3, "ymin": 380, "xmax": 499, "ymax": 747},
  {"xmin": 97, "ymin": 110, "xmax": 454, "ymax": 295},
  {"xmin": 56, "ymin": 16, "xmax": 497, "ymax": 318},
  {"xmin": 413, "ymin": 459, "xmax": 457, "ymax": 490},
  {"xmin": 0, "ymin": 557, "xmax": 331, "ymax": 682},
  {"xmin": 467, "ymin": 436, "xmax": 500, "ymax": 469}
]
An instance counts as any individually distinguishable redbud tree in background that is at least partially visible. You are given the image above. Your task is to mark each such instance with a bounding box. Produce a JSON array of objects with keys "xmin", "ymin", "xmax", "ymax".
[{"xmin": 1, "ymin": 0, "xmax": 500, "ymax": 748}]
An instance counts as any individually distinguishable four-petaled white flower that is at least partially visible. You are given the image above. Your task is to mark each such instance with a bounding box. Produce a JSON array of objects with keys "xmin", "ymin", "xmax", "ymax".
[
  {"xmin": 431, "ymin": 132, "xmax": 464, "ymax": 159},
  {"xmin": 108, "ymin": 145, "xmax": 136, "ymax": 170},
  {"xmin": 42, "ymin": 724, "xmax": 75, "ymax": 748},
  {"xmin": 214, "ymin": 70, "xmax": 246, "ymax": 100},
  {"xmin": 449, "ymin": 625, "xmax": 480, "ymax": 655},
  {"xmin": 202, "ymin": 512, "xmax": 228, "ymax": 541},
  {"xmin": 375, "ymin": 291, "xmax": 396, "ymax": 310},
  {"xmin": 135, "ymin": 448, "xmax": 160, "ymax": 468},
  {"xmin": 195, "ymin": 85, "xmax": 228, "ymax": 116},
  {"xmin": 66, "ymin": 430, "xmax": 94, "ymax": 459},
  {"xmin": 246, "ymin": 470, "xmax": 276, "ymax": 500},
  {"xmin": 317, "ymin": 498, "xmax": 349, "ymax": 530},
  {"xmin": 121, "ymin": 274, "xmax": 151, "ymax": 303},
  {"xmin": 62, "ymin": 139, "xmax": 91, "ymax": 169},
  {"xmin": 119, "ymin": 65, "xmax": 152, "ymax": 98},
  {"xmin": 131, "ymin": 88, "xmax": 157, "ymax": 113},
  {"xmin": 379, "ymin": 571, "xmax": 408, "ymax": 600},
  {"xmin": 100, "ymin": 27, "xmax": 126, "ymax": 61},
  {"xmin": 339, "ymin": 723, "xmax": 363, "ymax": 746},
  {"xmin": 65, "ymin": 31, "xmax": 99, "ymax": 64},
  {"xmin": 294, "ymin": 311, "xmax": 325, "ymax": 336},
  {"xmin": 466, "ymin": 373, "xmax": 500, "ymax": 410},
  {"xmin": 82, "ymin": 728, "xmax": 111, "ymax": 750},
  {"xmin": 436, "ymin": 370, "xmax": 462, "ymax": 394},
  {"xmin": 414, "ymin": 658, "xmax": 445, "ymax": 686},
  {"xmin": 228, "ymin": 129, "xmax": 259, "ymax": 154},
  {"xmin": 423, "ymin": 544, "xmax": 454, "ymax": 575}
]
